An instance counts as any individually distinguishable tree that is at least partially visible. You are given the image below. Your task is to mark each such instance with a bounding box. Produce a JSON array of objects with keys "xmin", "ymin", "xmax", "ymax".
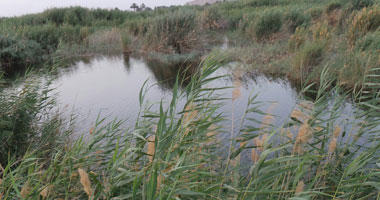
[
  {"xmin": 130, "ymin": 3, "xmax": 138, "ymax": 11},
  {"xmin": 140, "ymin": 3, "xmax": 146, "ymax": 11}
]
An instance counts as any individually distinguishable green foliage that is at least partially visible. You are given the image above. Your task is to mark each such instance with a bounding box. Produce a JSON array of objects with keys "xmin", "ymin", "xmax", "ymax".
[
  {"xmin": 134, "ymin": 9, "xmax": 201, "ymax": 53},
  {"xmin": 0, "ymin": 76, "xmax": 63, "ymax": 166},
  {"xmin": 348, "ymin": 5, "xmax": 380, "ymax": 46},
  {"xmin": 201, "ymin": 6, "xmax": 223, "ymax": 29},
  {"xmin": 350, "ymin": 0, "xmax": 374, "ymax": 10},
  {"xmin": 245, "ymin": 0, "xmax": 280, "ymax": 7},
  {"xmin": 20, "ymin": 24, "xmax": 62, "ymax": 52},
  {"xmin": 355, "ymin": 31, "xmax": 380, "ymax": 51},
  {"xmin": 0, "ymin": 60, "xmax": 379, "ymax": 199},
  {"xmin": 326, "ymin": 1, "xmax": 342, "ymax": 13},
  {"xmin": 292, "ymin": 41, "xmax": 325, "ymax": 81},
  {"xmin": 289, "ymin": 27, "xmax": 309, "ymax": 51},
  {"xmin": 0, "ymin": 35, "xmax": 44, "ymax": 74},
  {"xmin": 253, "ymin": 10, "xmax": 283, "ymax": 39},
  {"xmin": 337, "ymin": 50, "xmax": 379, "ymax": 87},
  {"xmin": 308, "ymin": 7, "xmax": 323, "ymax": 20},
  {"xmin": 285, "ymin": 9, "xmax": 311, "ymax": 33}
]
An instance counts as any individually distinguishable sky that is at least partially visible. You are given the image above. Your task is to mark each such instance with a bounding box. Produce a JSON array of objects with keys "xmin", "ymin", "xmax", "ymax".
[{"xmin": 0, "ymin": 0, "xmax": 189, "ymax": 17}]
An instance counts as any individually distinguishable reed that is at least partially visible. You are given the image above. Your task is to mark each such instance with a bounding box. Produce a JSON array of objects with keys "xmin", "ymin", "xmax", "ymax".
[{"xmin": 1, "ymin": 58, "xmax": 378, "ymax": 199}]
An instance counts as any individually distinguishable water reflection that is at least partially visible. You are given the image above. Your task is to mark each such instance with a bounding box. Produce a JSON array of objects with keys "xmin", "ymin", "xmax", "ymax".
[{"xmin": 52, "ymin": 54, "xmax": 298, "ymax": 136}]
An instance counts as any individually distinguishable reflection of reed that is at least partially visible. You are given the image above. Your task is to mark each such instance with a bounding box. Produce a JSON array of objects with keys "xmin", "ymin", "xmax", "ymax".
[{"xmin": 144, "ymin": 58, "xmax": 200, "ymax": 90}]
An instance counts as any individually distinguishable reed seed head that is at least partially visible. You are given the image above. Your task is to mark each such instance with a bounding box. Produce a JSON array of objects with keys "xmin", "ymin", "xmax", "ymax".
[
  {"xmin": 232, "ymin": 87, "xmax": 241, "ymax": 102},
  {"xmin": 295, "ymin": 180, "xmax": 305, "ymax": 195},
  {"xmin": 290, "ymin": 109, "xmax": 310, "ymax": 122},
  {"xmin": 78, "ymin": 168, "xmax": 93, "ymax": 197},
  {"xmin": 333, "ymin": 126, "xmax": 341, "ymax": 138},
  {"xmin": 328, "ymin": 138, "xmax": 337, "ymax": 154},
  {"xmin": 40, "ymin": 186, "xmax": 50, "ymax": 198},
  {"xmin": 147, "ymin": 135, "xmax": 156, "ymax": 163},
  {"xmin": 251, "ymin": 149, "xmax": 259, "ymax": 163},
  {"xmin": 20, "ymin": 182, "xmax": 30, "ymax": 199},
  {"xmin": 297, "ymin": 121, "xmax": 312, "ymax": 144},
  {"xmin": 184, "ymin": 103, "xmax": 198, "ymax": 124}
]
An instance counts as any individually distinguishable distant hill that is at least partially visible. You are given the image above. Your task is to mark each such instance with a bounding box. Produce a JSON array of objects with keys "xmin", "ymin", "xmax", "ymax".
[{"xmin": 186, "ymin": 0, "xmax": 221, "ymax": 6}]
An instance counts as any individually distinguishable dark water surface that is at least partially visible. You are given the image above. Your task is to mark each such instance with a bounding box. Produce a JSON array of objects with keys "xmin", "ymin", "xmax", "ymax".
[{"xmin": 51, "ymin": 54, "xmax": 298, "ymax": 137}]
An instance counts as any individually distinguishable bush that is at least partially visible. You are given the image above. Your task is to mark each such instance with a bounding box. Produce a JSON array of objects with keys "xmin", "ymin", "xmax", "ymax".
[
  {"xmin": 285, "ymin": 9, "xmax": 311, "ymax": 33},
  {"xmin": 245, "ymin": 0, "xmax": 279, "ymax": 7},
  {"xmin": 312, "ymin": 21, "xmax": 330, "ymax": 40},
  {"xmin": 292, "ymin": 41, "xmax": 325, "ymax": 80},
  {"xmin": 20, "ymin": 24, "xmax": 62, "ymax": 52},
  {"xmin": 253, "ymin": 10, "xmax": 282, "ymax": 40},
  {"xmin": 63, "ymin": 7, "xmax": 92, "ymax": 26},
  {"xmin": 348, "ymin": 6, "xmax": 380, "ymax": 46},
  {"xmin": 350, "ymin": 0, "xmax": 374, "ymax": 10},
  {"xmin": 0, "ymin": 35, "xmax": 44, "ymax": 74},
  {"xmin": 289, "ymin": 27, "xmax": 309, "ymax": 52},
  {"xmin": 200, "ymin": 6, "xmax": 223, "ymax": 29},
  {"xmin": 142, "ymin": 10, "xmax": 201, "ymax": 53},
  {"xmin": 0, "ymin": 76, "xmax": 63, "ymax": 166},
  {"xmin": 44, "ymin": 8, "xmax": 66, "ymax": 25},
  {"xmin": 308, "ymin": 8, "xmax": 323, "ymax": 21},
  {"xmin": 326, "ymin": 1, "xmax": 342, "ymax": 14},
  {"xmin": 338, "ymin": 50, "xmax": 379, "ymax": 87},
  {"xmin": 355, "ymin": 31, "xmax": 380, "ymax": 51}
]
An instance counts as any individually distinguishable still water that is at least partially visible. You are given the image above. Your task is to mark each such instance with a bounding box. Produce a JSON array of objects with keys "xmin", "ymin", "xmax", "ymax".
[{"xmin": 51, "ymin": 54, "xmax": 298, "ymax": 136}]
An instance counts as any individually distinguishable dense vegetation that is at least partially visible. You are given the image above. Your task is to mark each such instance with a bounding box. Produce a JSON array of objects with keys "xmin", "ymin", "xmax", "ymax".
[
  {"xmin": 0, "ymin": 58, "xmax": 379, "ymax": 199},
  {"xmin": 0, "ymin": 0, "xmax": 380, "ymax": 199}
]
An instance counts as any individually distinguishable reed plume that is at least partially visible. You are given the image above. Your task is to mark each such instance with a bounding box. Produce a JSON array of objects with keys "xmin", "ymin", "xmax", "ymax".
[
  {"xmin": 251, "ymin": 149, "xmax": 259, "ymax": 163},
  {"xmin": 328, "ymin": 138, "xmax": 337, "ymax": 154},
  {"xmin": 147, "ymin": 135, "xmax": 156, "ymax": 163},
  {"xmin": 78, "ymin": 168, "xmax": 93, "ymax": 198},
  {"xmin": 295, "ymin": 180, "xmax": 305, "ymax": 195},
  {"xmin": 20, "ymin": 182, "xmax": 30, "ymax": 198}
]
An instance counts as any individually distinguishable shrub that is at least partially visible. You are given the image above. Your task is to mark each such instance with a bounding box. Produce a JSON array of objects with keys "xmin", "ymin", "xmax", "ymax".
[
  {"xmin": 308, "ymin": 8, "xmax": 323, "ymax": 21},
  {"xmin": 292, "ymin": 41, "xmax": 325, "ymax": 80},
  {"xmin": 338, "ymin": 50, "xmax": 379, "ymax": 87},
  {"xmin": 326, "ymin": 1, "xmax": 342, "ymax": 14},
  {"xmin": 0, "ymin": 76, "xmax": 63, "ymax": 166},
  {"xmin": 200, "ymin": 6, "xmax": 223, "ymax": 29},
  {"xmin": 245, "ymin": 0, "xmax": 279, "ymax": 7},
  {"xmin": 312, "ymin": 21, "xmax": 330, "ymax": 40},
  {"xmin": 63, "ymin": 7, "xmax": 92, "ymax": 26},
  {"xmin": 253, "ymin": 10, "xmax": 282, "ymax": 40},
  {"xmin": 20, "ymin": 24, "xmax": 62, "ymax": 52},
  {"xmin": 350, "ymin": 0, "xmax": 374, "ymax": 10},
  {"xmin": 143, "ymin": 10, "xmax": 200, "ymax": 53},
  {"xmin": 0, "ymin": 35, "xmax": 44, "ymax": 74},
  {"xmin": 285, "ymin": 9, "xmax": 311, "ymax": 33},
  {"xmin": 355, "ymin": 31, "xmax": 380, "ymax": 51},
  {"xmin": 348, "ymin": 6, "xmax": 380, "ymax": 46},
  {"xmin": 289, "ymin": 27, "xmax": 309, "ymax": 52},
  {"xmin": 44, "ymin": 8, "xmax": 66, "ymax": 25}
]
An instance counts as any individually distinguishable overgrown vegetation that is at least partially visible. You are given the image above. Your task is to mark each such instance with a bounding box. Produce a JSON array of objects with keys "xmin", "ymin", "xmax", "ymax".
[
  {"xmin": 1, "ymin": 0, "xmax": 380, "ymax": 198},
  {"xmin": 1, "ymin": 0, "xmax": 379, "ymax": 88},
  {"xmin": 0, "ymin": 58, "xmax": 379, "ymax": 199}
]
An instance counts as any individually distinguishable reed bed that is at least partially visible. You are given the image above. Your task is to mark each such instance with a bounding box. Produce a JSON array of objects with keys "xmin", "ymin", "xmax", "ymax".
[{"xmin": 0, "ymin": 57, "xmax": 379, "ymax": 199}]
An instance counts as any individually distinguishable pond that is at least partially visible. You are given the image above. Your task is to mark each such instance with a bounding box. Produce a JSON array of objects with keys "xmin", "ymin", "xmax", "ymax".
[{"xmin": 51, "ymin": 54, "xmax": 298, "ymax": 138}]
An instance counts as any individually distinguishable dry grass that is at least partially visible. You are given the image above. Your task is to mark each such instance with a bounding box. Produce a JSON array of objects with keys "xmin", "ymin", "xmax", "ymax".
[{"xmin": 78, "ymin": 168, "xmax": 93, "ymax": 198}]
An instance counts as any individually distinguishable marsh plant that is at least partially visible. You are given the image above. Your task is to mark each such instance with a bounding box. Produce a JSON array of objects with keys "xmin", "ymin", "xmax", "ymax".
[{"xmin": 0, "ymin": 57, "xmax": 379, "ymax": 199}]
